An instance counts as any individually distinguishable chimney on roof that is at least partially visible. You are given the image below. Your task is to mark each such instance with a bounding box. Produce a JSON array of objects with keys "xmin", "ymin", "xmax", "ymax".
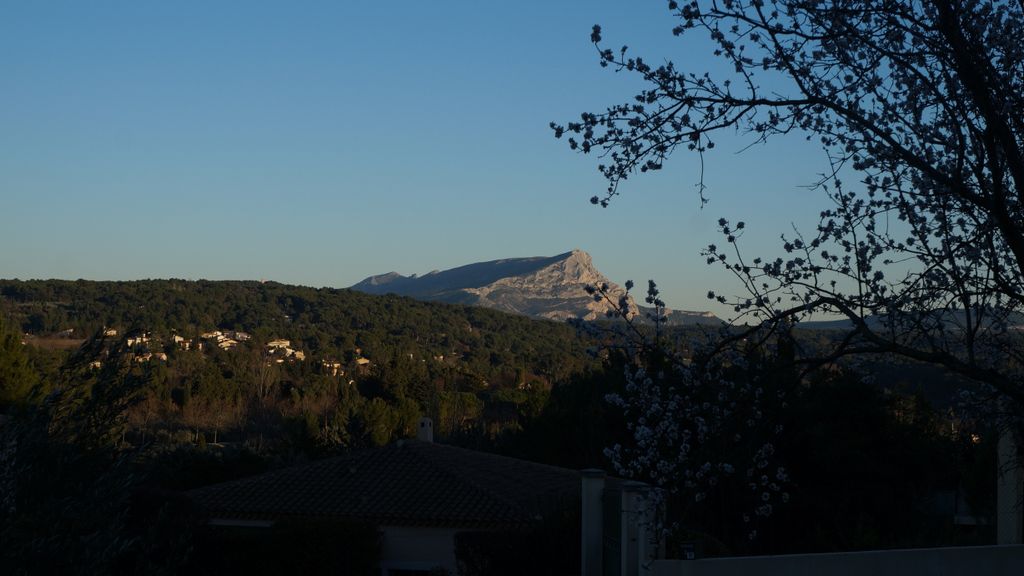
[{"xmin": 417, "ymin": 417, "xmax": 434, "ymax": 443}]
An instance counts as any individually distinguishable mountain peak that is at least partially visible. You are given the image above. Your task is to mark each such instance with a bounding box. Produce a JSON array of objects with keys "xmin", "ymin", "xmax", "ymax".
[
  {"xmin": 351, "ymin": 250, "xmax": 629, "ymax": 321},
  {"xmin": 360, "ymin": 271, "xmax": 405, "ymax": 286},
  {"xmin": 350, "ymin": 251, "xmax": 721, "ymax": 325}
]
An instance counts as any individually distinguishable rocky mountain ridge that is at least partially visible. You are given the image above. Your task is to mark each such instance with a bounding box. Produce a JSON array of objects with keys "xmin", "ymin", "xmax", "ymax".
[{"xmin": 351, "ymin": 249, "xmax": 721, "ymax": 324}]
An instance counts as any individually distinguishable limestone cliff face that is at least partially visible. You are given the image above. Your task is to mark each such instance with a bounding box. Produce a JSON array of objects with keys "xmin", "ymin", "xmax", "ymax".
[
  {"xmin": 460, "ymin": 249, "xmax": 638, "ymax": 321},
  {"xmin": 351, "ymin": 250, "xmax": 719, "ymax": 324}
]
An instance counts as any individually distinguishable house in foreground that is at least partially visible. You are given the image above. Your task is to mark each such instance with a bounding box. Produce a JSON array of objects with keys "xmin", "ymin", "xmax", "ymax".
[
  {"xmin": 188, "ymin": 421, "xmax": 1024, "ymax": 576},
  {"xmin": 188, "ymin": 420, "xmax": 602, "ymax": 575}
]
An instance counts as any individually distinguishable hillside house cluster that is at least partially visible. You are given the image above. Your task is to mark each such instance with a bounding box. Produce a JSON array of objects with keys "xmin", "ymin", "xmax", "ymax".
[
  {"xmin": 266, "ymin": 339, "xmax": 305, "ymax": 362},
  {"xmin": 126, "ymin": 333, "xmax": 151, "ymax": 349},
  {"xmin": 72, "ymin": 326, "xmax": 341, "ymax": 371},
  {"xmin": 200, "ymin": 330, "xmax": 251, "ymax": 351},
  {"xmin": 133, "ymin": 352, "xmax": 168, "ymax": 364}
]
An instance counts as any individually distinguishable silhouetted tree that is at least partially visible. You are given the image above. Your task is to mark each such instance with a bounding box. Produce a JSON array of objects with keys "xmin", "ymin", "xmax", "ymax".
[
  {"xmin": 0, "ymin": 333, "xmax": 183, "ymax": 575},
  {"xmin": 554, "ymin": 1, "xmax": 1024, "ymax": 419},
  {"xmin": 0, "ymin": 315, "xmax": 37, "ymax": 411}
]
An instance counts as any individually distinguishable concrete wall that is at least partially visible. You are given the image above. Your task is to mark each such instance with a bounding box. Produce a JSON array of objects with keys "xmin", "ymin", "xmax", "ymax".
[
  {"xmin": 379, "ymin": 525, "xmax": 459, "ymax": 575},
  {"xmin": 651, "ymin": 545, "xmax": 1024, "ymax": 576},
  {"xmin": 997, "ymin": 428, "xmax": 1023, "ymax": 544}
]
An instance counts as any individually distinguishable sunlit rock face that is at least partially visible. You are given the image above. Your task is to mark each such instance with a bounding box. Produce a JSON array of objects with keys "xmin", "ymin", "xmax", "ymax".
[
  {"xmin": 460, "ymin": 249, "xmax": 638, "ymax": 321},
  {"xmin": 352, "ymin": 250, "xmax": 720, "ymax": 325}
]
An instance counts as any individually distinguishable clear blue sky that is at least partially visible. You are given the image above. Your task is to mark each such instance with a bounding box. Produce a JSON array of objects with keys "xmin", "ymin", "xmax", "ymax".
[{"xmin": 1, "ymin": 1, "xmax": 832, "ymax": 316}]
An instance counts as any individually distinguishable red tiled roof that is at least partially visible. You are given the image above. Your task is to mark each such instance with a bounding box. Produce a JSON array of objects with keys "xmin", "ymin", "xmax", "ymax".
[{"xmin": 188, "ymin": 441, "xmax": 581, "ymax": 529}]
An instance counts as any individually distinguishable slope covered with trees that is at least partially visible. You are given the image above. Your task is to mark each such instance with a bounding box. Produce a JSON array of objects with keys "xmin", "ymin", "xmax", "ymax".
[{"xmin": 0, "ymin": 279, "xmax": 598, "ymax": 451}]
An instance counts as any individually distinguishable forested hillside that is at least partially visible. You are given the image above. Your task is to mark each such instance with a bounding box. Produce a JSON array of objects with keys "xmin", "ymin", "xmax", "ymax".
[{"xmin": 0, "ymin": 279, "xmax": 600, "ymax": 451}]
